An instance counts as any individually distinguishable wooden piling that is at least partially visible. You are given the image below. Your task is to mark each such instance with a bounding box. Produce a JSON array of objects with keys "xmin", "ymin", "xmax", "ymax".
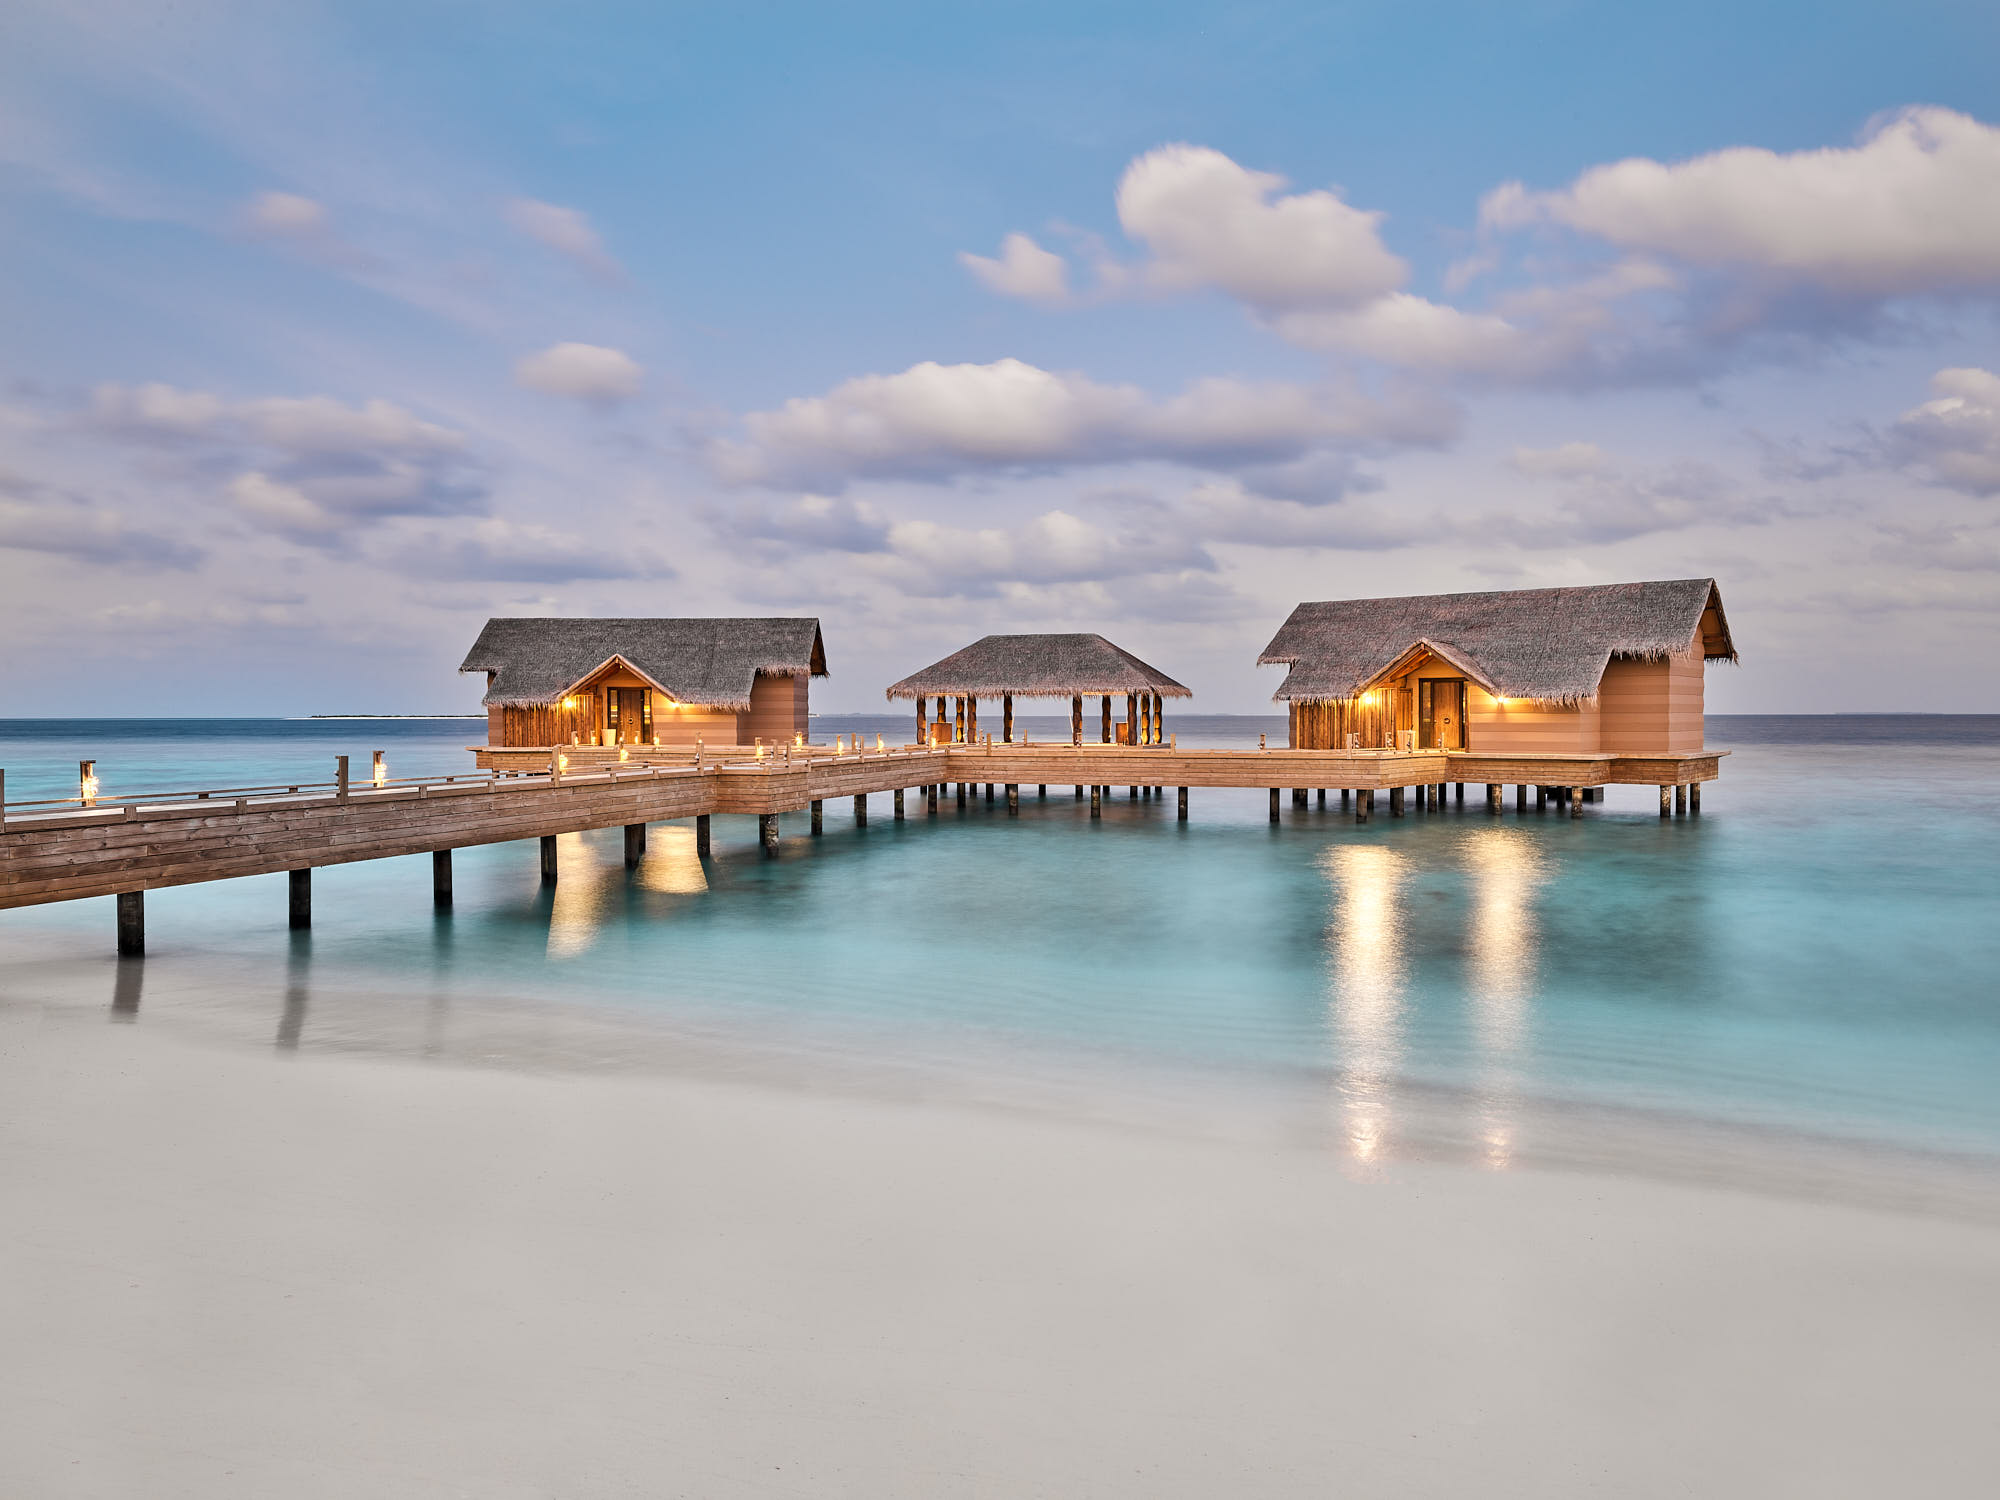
[
  {"xmin": 956, "ymin": 782, "xmax": 967, "ymax": 808},
  {"xmin": 1660, "ymin": 785, "xmax": 1671, "ymax": 817},
  {"xmin": 986, "ymin": 783, "xmax": 996, "ymax": 804},
  {"xmin": 1317, "ymin": 788, "xmax": 1326, "ymax": 809},
  {"xmin": 1006, "ymin": 784, "xmax": 1018, "ymax": 815},
  {"xmin": 759, "ymin": 813, "xmax": 779, "ymax": 857},
  {"xmin": 540, "ymin": 835, "xmax": 558, "ymax": 883},
  {"xmin": 1292, "ymin": 787, "xmax": 1307, "ymax": 808},
  {"xmin": 1091, "ymin": 785, "xmax": 1102, "ymax": 819},
  {"xmin": 893, "ymin": 789, "xmax": 904, "ymax": 820},
  {"xmin": 811, "ymin": 799, "xmax": 823, "ymax": 835},
  {"xmin": 625, "ymin": 822, "xmax": 646, "ymax": 865},
  {"xmin": 289, "ymin": 868, "xmax": 311, "ymax": 930},
  {"xmin": 1571, "ymin": 787, "xmax": 1584, "ymax": 819},
  {"xmin": 1536, "ymin": 786, "xmax": 1547, "ymax": 812},
  {"xmin": 1516, "ymin": 784, "xmax": 1527, "ymax": 812},
  {"xmin": 1390, "ymin": 786, "xmax": 1404, "ymax": 816},
  {"xmin": 1690, "ymin": 782, "xmax": 1702, "ymax": 814},
  {"xmin": 433, "ymin": 849, "xmax": 452, "ymax": 908},
  {"xmin": 1675, "ymin": 783, "xmax": 1688, "ymax": 816},
  {"xmin": 927, "ymin": 784, "xmax": 938, "ymax": 814},
  {"xmin": 1456, "ymin": 782, "xmax": 1465, "ymax": 805},
  {"xmin": 1486, "ymin": 783, "xmax": 1500, "ymax": 812},
  {"xmin": 1178, "ymin": 786, "xmax": 1188, "ymax": 821},
  {"xmin": 1038, "ymin": 785, "xmax": 1046, "ymax": 799},
  {"xmin": 1356, "ymin": 789, "xmax": 1371, "ymax": 824},
  {"xmin": 695, "ymin": 814, "xmax": 711, "ymax": 854},
  {"xmin": 1269, "ymin": 788, "xmax": 1280, "ymax": 823},
  {"xmin": 1074, "ymin": 784, "xmax": 1083, "ymax": 799},
  {"xmin": 116, "ymin": 891, "xmax": 144, "ymax": 956}
]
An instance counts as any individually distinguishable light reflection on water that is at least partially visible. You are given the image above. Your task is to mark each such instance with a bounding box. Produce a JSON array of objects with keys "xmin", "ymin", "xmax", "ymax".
[
  {"xmin": 1463, "ymin": 829, "xmax": 1547, "ymax": 1168},
  {"xmin": 1321, "ymin": 845, "xmax": 1409, "ymax": 1165}
]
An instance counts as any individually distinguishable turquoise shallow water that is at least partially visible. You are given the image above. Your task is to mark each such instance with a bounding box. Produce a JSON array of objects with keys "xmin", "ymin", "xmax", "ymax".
[{"xmin": 3, "ymin": 715, "xmax": 1998, "ymax": 1167}]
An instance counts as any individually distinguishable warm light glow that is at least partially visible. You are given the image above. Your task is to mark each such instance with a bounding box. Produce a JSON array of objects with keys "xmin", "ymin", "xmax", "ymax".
[
  {"xmin": 1321, "ymin": 845, "xmax": 1410, "ymax": 1167},
  {"xmin": 1494, "ymin": 696, "xmax": 1509, "ymax": 707},
  {"xmin": 80, "ymin": 774, "xmax": 100, "ymax": 804},
  {"xmin": 794, "ymin": 732, "xmax": 804, "ymax": 748},
  {"xmin": 755, "ymin": 743, "xmax": 766, "ymax": 758},
  {"xmin": 1464, "ymin": 830, "xmax": 1546, "ymax": 1171},
  {"xmin": 875, "ymin": 734, "xmax": 884, "ymax": 752},
  {"xmin": 619, "ymin": 747, "xmax": 630, "ymax": 763},
  {"xmin": 557, "ymin": 753, "xmax": 570, "ymax": 772}
]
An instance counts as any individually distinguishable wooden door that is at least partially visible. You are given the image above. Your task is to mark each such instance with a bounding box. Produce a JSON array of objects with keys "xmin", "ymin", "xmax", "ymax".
[{"xmin": 1435, "ymin": 680, "xmax": 1463, "ymax": 749}]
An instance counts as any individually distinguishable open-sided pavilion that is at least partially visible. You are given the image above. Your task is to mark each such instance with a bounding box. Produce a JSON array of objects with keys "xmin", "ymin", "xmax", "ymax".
[{"xmin": 886, "ymin": 633, "xmax": 1191, "ymax": 747}]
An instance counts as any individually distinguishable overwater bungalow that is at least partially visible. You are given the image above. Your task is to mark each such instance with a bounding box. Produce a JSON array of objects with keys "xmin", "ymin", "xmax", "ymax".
[
  {"xmin": 1259, "ymin": 578, "xmax": 1735, "ymax": 753},
  {"xmin": 461, "ymin": 616, "xmax": 827, "ymax": 749},
  {"xmin": 887, "ymin": 633, "xmax": 1191, "ymax": 746}
]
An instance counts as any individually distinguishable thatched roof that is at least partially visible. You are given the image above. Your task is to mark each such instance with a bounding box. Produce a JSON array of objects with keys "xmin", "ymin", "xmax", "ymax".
[
  {"xmin": 886, "ymin": 633, "xmax": 1192, "ymax": 701},
  {"xmin": 1259, "ymin": 578, "xmax": 1735, "ymax": 706},
  {"xmin": 461, "ymin": 617, "xmax": 826, "ymax": 709}
]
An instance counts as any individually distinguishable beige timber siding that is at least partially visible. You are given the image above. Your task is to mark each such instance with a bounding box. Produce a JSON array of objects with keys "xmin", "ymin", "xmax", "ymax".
[
  {"xmin": 741, "ymin": 671, "xmax": 809, "ymax": 745},
  {"xmin": 1598, "ymin": 642, "xmax": 1705, "ymax": 753},
  {"xmin": 1466, "ymin": 684, "xmax": 1602, "ymax": 753}
]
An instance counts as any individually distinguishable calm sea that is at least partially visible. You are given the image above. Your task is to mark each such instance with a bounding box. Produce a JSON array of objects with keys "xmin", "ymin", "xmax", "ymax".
[{"xmin": 3, "ymin": 715, "xmax": 1998, "ymax": 1176}]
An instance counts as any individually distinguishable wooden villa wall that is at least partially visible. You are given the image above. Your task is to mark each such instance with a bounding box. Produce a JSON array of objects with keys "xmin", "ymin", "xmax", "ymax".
[
  {"xmin": 1465, "ymin": 688, "xmax": 1600, "ymax": 754},
  {"xmin": 1599, "ymin": 641, "xmax": 1704, "ymax": 753},
  {"xmin": 741, "ymin": 672, "xmax": 809, "ymax": 746}
]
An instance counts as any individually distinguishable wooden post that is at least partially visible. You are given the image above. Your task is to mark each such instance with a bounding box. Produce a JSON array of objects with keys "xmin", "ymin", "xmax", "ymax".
[
  {"xmin": 1456, "ymin": 782, "xmax": 1464, "ymax": 805},
  {"xmin": 1341, "ymin": 788, "xmax": 1350, "ymax": 809},
  {"xmin": 968, "ymin": 697, "xmax": 979, "ymax": 742},
  {"xmin": 1516, "ymin": 784, "xmax": 1527, "ymax": 812},
  {"xmin": 1090, "ymin": 785, "xmax": 1102, "ymax": 819},
  {"xmin": 1356, "ymin": 789, "xmax": 1371, "ymax": 824},
  {"xmin": 1101, "ymin": 695, "xmax": 1112, "ymax": 743},
  {"xmin": 986, "ymin": 782, "xmax": 995, "ymax": 804},
  {"xmin": 894, "ymin": 788, "xmax": 904, "ymax": 820},
  {"xmin": 759, "ymin": 813, "xmax": 779, "ymax": 856},
  {"xmin": 1390, "ymin": 786, "xmax": 1404, "ymax": 816},
  {"xmin": 1071, "ymin": 695, "xmax": 1083, "ymax": 746},
  {"xmin": 855, "ymin": 793, "xmax": 868, "ymax": 826},
  {"xmin": 1317, "ymin": 788, "xmax": 1326, "ymax": 809},
  {"xmin": 1536, "ymin": 786, "xmax": 1547, "ymax": 812},
  {"xmin": 1486, "ymin": 783, "xmax": 1499, "ymax": 812},
  {"xmin": 336, "ymin": 754, "xmax": 350, "ymax": 803},
  {"xmin": 285, "ymin": 868, "xmax": 311, "ymax": 930},
  {"xmin": 955, "ymin": 697, "xmax": 965, "ymax": 744},
  {"xmin": 540, "ymin": 835, "xmax": 559, "ymax": 883},
  {"xmin": 1038, "ymin": 784, "xmax": 1046, "ymax": 799},
  {"xmin": 371, "ymin": 750, "xmax": 385, "ymax": 787},
  {"xmin": 956, "ymin": 782, "xmax": 967, "ymax": 808},
  {"xmin": 1660, "ymin": 785, "xmax": 1672, "ymax": 817},
  {"xmin": 1269, "ymin": 788, "xmax": 1280, "ymax": 823},
  {"xmin": 1175, "ymin": 786, "xmax": 1186, "ymax": 820},
  {"xmin": 1153, "ymin": 693, "xmax": 1164, "ymax": 746},
  {"xmin": 433, "ymin": 849, "xmax": 452, "ymax": 908},
  {"xmin": 1075, "ymin": 784, "xmax": 1083, "ymax": 800},
  {"xmin": 1675, "ymin": 783, "xmax": 1687, "ymax": 816},
  {"xmin": 811, "ymin": 799, "xmax": 823, "ymax": 834},
  {"xmin": 1571, "ymin": 786, "xmax": 1585, "ymax": 819},
  {"xmin": 1691, "ymin": 782, "xmax": 1702, "ymax": 814},
  {"xmin": 916, "ymin": 700, "xmax": 927, "ymax": 745},
  {"xmin": 696, "ymin": 814, "xmax": 711, "ymax": 854},
  {"xmin": 116, "ymin": 891, "xmax": 144, "ymax": 956},
  {"xmin": 625, "ymin": 823, "xmax": 646, "ymax": 865},
  {"xmin": 1006, "ymin": 784, "xmax": 1018, "ymax": 815},
  {"xmin": 1003, "ymin": 694, "xmax": 1014, "ymax": 743}
]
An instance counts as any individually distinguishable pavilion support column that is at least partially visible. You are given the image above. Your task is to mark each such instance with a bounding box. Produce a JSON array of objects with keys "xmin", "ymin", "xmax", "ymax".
[
  {"xmin": 1178, "ymin": 786, "xmax": 1188, "ymax": 820},
  {"xmin": 1006, "ymin": 785, "xmax": 1018, "ymax": 816},
  {"xmin": 1101, "ymin": 696, "xmax": 1112, "ymax": 744},
  {"xmin": 1071, "ymin": 695, "xmax": 1083, "ymax": 746},
  {"xmin": 1269, "ymin": 788, "xmax": 1280, "ymax": 824},
  {"xmin": 853, "ymin": 793, "xmax": 868, "ymax": 827},
  {"xmin": 968, "ymin": 698, "xmax": 979, "ymax": 743},
  {"xmin": 1675, "ymin": 783, "xmax": 1688, "ymax": 816},
  {"xmin": 540, "ymin": 836, "xmax": 558, "ymax": 884},
  {"xmin": 759, "ymin": 814, "xmax": 779, "ymax": 856},
  {"xmin": 289, "ymin": 868, "xmax": 311, "ymax": 930},
  {"xmin": 916, "ymin": 701, "xmax": 928, "ymax": 746},
  {"xmin": 1003, "ymin": 694, "xmax": 1014, "ymax": 744},
  {"xmin": 433, "ymin": 849, "xmax": 453, "ymax": 909},
  {"xmin": 1571, "ymin": 787, "xmax": 1585, "ymax": 819},
  {"xmin": 954, "ymin": 697, "xmax": 965, "ymax": 744},
  {"xmin": 1660, "ymin": 785, "xmax": 1672, "ymax": 817},
  {"xmin": 810, "ymin": 800, "xmax": 823, "ymax": 835},
  {"xmin": 625, "ymin": 823, "xmax": 646, "ymax": 866},
  {"xmin": 1691, "ymin": 782, "xmax": 1702, "ymax": 814},
  {"xmin": 696, "ymin": 814, "xmax": 711, "ymax": 854},
  {"xmin": 116, "ymin": 891, "xmax": 145, "ymax": 957},
  {"xmin": 894, "ymin": 788, "xmax": 905, "ymax": 821},
  {"xmin": 1090, "ymin": 785, "xmax": 1102, "ymax": 819}
]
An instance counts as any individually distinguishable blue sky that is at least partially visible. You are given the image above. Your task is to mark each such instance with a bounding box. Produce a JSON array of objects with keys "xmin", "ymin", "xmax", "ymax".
[{"xmin": 4, "ymin": 0, "xmax": 1998, "ymax": 713}]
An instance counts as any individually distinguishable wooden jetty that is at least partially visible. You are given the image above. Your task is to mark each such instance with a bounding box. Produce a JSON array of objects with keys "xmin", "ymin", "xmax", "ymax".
[{"xmin": 0, "ymin": 740, "xmax": 1720, "ymax": 954}]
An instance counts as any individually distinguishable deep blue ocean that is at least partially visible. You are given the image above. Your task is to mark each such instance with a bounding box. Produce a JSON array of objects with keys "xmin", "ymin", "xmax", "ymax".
[{"xmin": 3, "ymin": 715, "xmax": 1998, "ymax": 1170}]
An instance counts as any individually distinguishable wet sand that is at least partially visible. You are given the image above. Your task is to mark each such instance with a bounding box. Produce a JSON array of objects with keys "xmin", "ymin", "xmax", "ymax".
[{"xmin": 4, "ymin": 1011, "xmax": 1999, "ymax": 1499}]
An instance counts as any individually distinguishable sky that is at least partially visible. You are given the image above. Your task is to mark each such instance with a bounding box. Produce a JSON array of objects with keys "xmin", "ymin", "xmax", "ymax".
[{"xmin": 3, "ymin": 0, "xmax": 1999, "ymax": 716}]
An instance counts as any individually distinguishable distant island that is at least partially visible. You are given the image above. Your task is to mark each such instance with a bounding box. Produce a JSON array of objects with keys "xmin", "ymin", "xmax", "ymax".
[{"xmin": 303, "ymin": 714, "xmax": 486, "ymax": 720}]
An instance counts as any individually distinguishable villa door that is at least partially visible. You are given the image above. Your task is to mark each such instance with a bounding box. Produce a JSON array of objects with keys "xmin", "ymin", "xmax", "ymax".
[
  {"xmin": 609, "ymin": 688, "xmax": 650, "ymax": 744},
  {"xmin": 1418, "ymin": 679, "xmax": 1465, "ymax": 750}
]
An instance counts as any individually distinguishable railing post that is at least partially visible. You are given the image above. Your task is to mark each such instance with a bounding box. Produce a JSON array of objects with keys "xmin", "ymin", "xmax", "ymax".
[
  {"xmin": 0, "ymin": 767, "xmax": 6, "ymax": 833},
  {"xmin": 336, "ymin": 755, "xmax": 350, "ymax": 803},
  {"xmin": 79, "ymin": 759, "xmax": 97, "ymax": 809}
]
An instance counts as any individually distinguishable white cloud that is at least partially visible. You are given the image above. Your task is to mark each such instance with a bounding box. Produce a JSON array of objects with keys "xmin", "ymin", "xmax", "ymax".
[
  {"xmin": 959, "ymin": 232, "xmax": 1069, "ymax": 304},
  {"xmin": 884, "ymin": 508, "xmax": 1210, "ymax": 587},
  {"xmin": 243, "ymin": 190, "xmax": 327, "ymax": 237},
  {"xmin": 503, "ymin": 198, "xmax": 624, "ymax": 281},
  {"xmin": 1482, "ymin": 106, "xmax": 2000, "ymax": 296},
  {"xmin": 227, "ymin": 470, "xmax": 336, "ymax": 539},
  {"xmin": 1509, "ymin": 442, "xmax": 1611, "ymax": 479},
  {"xmin": 0, "ymin": 487, "xmax": 203, "ymax": 568},
  {"xmin": 709, "ymin": 357, "xmax": 1454, "ymax": 487},
  {"xmin": 513, "ymin": 342, "xmax": 644, "ymax": 403},
  {"xmin": 92, "ymin": 384, "xmax": 461, "ymax": 456},
  {"xmin": 370, "ymin": 517, "xmax": 674, "ymax": 582},
  {"xmin": 1115, "ymin": 144, "xmax": 1406, "ymax": 311},
  {"xmin": 1891, "ymin": 367, "xmax": 2000, "ymax": 496}
]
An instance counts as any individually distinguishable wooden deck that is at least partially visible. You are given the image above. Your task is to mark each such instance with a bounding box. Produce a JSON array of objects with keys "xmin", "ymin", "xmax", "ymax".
[{"xmin": 0, "ymin": 743, "xmax": 1723, "ymax": 916}]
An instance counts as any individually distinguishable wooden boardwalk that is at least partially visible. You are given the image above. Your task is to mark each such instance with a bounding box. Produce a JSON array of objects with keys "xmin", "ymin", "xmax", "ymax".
[{"xmin": 0, "ymin": 744, "xmax": 1722, "ymax": 947}]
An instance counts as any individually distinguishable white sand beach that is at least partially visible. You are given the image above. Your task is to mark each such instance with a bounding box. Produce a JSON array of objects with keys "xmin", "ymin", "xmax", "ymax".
[{"xmin": 4, "ymin": 1008, "xmax": 1998, "ymax": 1499}]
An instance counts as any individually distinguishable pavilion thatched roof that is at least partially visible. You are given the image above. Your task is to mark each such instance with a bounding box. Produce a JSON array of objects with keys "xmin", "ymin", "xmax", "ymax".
[
  {"xmin": 461, "ymin": 617, "xmax": 826, "ymax": 709},
  {"xmin": 886, "ymin": 633, "xmax": 1192, "ymax": 701},
  {"xmin": 1259, "ymin": 578, "xmax": 1735, "ymax": 706}
]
